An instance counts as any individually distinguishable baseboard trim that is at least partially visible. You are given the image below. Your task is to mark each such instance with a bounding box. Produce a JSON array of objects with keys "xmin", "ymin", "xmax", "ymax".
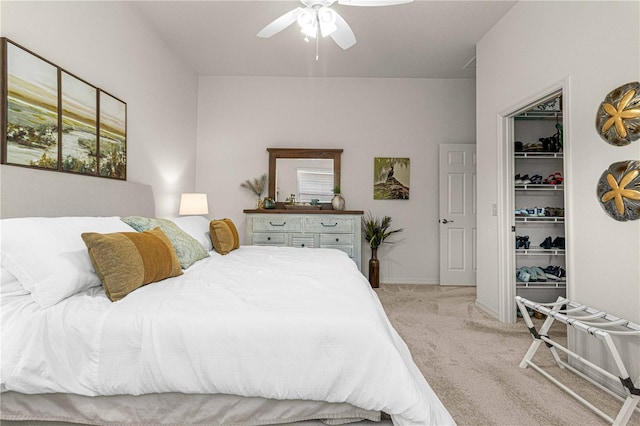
[
  {"xmin": 380, "ymin": 279, "xmax": 440, "ymax": 285},
  {"xmin": 475, "ymin": 299, "xmax": 499, "ymax": 320}
]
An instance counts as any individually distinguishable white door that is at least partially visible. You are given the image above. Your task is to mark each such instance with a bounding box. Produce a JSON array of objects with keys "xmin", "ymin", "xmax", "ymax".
[{"xmin": 439, "ymin": 144, "xmax": 477, "ymax": 286}]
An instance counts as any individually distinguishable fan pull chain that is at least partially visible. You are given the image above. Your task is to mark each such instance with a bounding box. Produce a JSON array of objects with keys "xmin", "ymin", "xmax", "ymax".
[{"xmin": 316, "ymin": 32, "xmax": 319, "ymax": 61}]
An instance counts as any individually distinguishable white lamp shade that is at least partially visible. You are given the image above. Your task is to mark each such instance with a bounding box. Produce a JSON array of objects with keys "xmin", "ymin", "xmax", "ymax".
[{"xmin": 179, "ymin": 193, "xmax": 209, "ymax": 215}]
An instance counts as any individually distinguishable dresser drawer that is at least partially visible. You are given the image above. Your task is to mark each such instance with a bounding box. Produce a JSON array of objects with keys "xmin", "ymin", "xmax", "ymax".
[
  {"xmin": 320, "ymin": 233, "xmax": 354, "ymax": 246},
  {"xmin": 253, "ymin": 233, "xmax": 287, "ymax": 245},
  {"xmin": 253, "ymin": 216, "xmax": 303, "ymax": 233},
  {"xmin": 305, "ymin": 216, "xmax": 354, "ymax": 233},
  {"xmin": 291, "ymin": 236, "xmax": 316, "ymax": 248}
]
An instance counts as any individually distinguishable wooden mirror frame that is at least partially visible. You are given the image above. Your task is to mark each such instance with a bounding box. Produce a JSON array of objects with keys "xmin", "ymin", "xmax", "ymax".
[{"xmin": 267, "ymin": 148, "xmax": 342, "ymax": 201}]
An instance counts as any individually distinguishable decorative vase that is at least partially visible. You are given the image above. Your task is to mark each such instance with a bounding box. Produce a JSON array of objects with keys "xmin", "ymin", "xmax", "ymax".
[
  {"xmin": 369, "ymin": 247, "xmax": 380, "ymax": 288},
  {"xmin": 257, "ymin": 198, "xmax": 264, "ymax": 209},
  {"xmin": 263, "ymin": 197, "xmax": 275, "ymax": 209},
  {"xmin": 331, "ymin": 193, "xmax": 345, "ymax": 210}
]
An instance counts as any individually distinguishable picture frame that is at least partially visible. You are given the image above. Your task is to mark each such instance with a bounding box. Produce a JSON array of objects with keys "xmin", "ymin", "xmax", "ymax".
[
  {"xmin": 61, "ymin": 71, "xmax": 98, "ymax": 175},
  {"xmin": 2, "ymin": 39, "xmax": 59, "ymax": 170},
  {"xmin": 1, "ymin": 37, "xmax": 127, "ymax": 180},
  {"xmin": 373, "ymin": 157, "xmax": 410, "ymax": 200},
  {"xmin": 98, "ymin": 90, "xmax": 127, "ymax": 179}
]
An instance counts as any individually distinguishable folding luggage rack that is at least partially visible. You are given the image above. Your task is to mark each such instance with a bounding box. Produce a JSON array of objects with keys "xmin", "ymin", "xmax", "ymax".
[{"xmin": 515, "ymin": 296, "xmax": 640, "ymax": 426}]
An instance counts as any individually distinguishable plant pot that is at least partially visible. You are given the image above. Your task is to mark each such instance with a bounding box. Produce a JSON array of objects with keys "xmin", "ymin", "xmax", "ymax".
[
  {"xmin": 369, "ymin": 247, "xmax": 379, "ymax": 288},
  {"xmin": 331, "ymin": 193, "xmax": 345, "ymax": 211}
]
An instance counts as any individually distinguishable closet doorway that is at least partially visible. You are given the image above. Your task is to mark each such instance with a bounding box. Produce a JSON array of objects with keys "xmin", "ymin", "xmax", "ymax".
[{"xmin": 497, "ymin": 80, "xmax": 571, "ymax": 323}]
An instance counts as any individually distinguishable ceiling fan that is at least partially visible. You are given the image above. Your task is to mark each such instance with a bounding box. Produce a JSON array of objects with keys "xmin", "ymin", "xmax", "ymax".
[{"xmin": 257, "ymin": 0, "xmax": 413, "ymax": 51}]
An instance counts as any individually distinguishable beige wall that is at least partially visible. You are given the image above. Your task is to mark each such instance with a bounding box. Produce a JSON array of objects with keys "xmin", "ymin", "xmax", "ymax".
[
  {"xmin": 195, "ymin": 76, "xmax": 476, "ymax": 283},
  {"xmin": 476, "ymin": 0, "xmax": 639, "ymax": 380},
  {"xmin": 0, "ymin": 1, "xmax": 198, "ymax": 217}
]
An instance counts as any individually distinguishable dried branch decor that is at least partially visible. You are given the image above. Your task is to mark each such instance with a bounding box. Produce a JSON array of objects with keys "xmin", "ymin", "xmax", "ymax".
[{"xmin": 240, "ymin": 174, "xmax": 267, "ymax": 198}]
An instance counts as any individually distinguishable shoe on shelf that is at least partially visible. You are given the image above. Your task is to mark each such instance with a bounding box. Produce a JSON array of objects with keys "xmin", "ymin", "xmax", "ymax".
[
  {"xmin": 517, "ymin": 268, "xmax": 531, "ymax": 282},
  {"xmin": 552, "ymin": 236, "xmax": 565, "ymax": 249},
  {"xmin": 545, "ymin": 207, "xmax": 564, "ymax": 217},
  {"xmin": 532, "ymin": 267, "xmax": 547, "ymax": 282},
  {"xmin": 523, "ymin": 143, "xmax": 542, "ymax": 152},
  {"xmin": 557, "ymin": 267, "xmax": 566, "ymax": 279},
  {"xmin": 533, "ymin": 311, "xmax": 546, "ymax": 320},
  {"xmin": 542, "ymin": 265, "xmax": 566, "ymax": 280},
  {"xmin": 515, "ymin": 235, "xmax": 530, "ymax": 249},
  {"xmin": 553, "ymin": 172, "xmax": 563, "ymax": 184},
  {"xmin": 540, "ymin": 236, "xmax": 553, "ymax": 250},
  {"xmin": 521, "ymin": 174, "xmax": 531, "ymax": 185},
  {"xmin": 515, "ymin": 174, "xmax": 523, "ymax": 185},
  {"xmin": 545, "ymin": 272, "xmax": 560, "ymax": 281},
  {"xmin": 530, "ymin": 175, "xmax": 543, "ymax": 184},
  {"xmin": 516, "ymin": 307, "xmax": 534, "ymax": 318}
]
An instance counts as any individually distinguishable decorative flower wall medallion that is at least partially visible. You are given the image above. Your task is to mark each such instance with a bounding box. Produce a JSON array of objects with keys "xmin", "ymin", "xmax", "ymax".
[
  {"xmin": 596, "ymin": 81, "xmax": 640, "ymax": 146},
  {"xmin": 597, "ymin": 160, "xmax": 640, "ymax": 221}
]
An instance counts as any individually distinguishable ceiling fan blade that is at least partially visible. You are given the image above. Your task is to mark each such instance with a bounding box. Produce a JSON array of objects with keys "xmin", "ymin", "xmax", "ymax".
[
  {"xmin": 330, "ymin": 12, "xmax": 356, "ymax": 50},
  {"xmin": 257, "ymin": 7, "xmax": 303, "ymax": 38},
  {"xmin": 338, "ymin": 0, "xmax": 412, "ymax": 6}
]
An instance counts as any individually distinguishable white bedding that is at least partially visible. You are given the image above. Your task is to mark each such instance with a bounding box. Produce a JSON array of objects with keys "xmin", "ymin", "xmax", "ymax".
[{"xmin": 1, "ymin": 246, "xmax": 454, "ymax": 425}]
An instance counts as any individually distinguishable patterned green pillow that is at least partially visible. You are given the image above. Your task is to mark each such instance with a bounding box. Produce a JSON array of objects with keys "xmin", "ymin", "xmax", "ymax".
[{"xmin": 121, "ymin": 216, "xmax": 209, "ymax": 269}]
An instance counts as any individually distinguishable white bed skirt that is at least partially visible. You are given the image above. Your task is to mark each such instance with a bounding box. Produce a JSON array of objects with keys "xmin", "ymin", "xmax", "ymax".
[{"xmin": 0, "ymin": 391, "xmax": 381, "ymax": 426}]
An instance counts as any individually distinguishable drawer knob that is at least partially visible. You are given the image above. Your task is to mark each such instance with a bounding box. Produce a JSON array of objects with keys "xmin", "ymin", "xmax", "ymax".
[
  {"xmin": 267, "ymin": 237, "xmax": 271, "ymax": 241},
  {"xmin": 321, "ymin": 222, "xmax": 338, "ymax": 227},
  {"xmin": 301, "ymin": 244, "xmax": 305, "ymax": 247},
  {"xmin": 335, "ymin": 238, "xmax": 339, "ymax": 242},
  {"xmin": 269, "ymin": 221, "xmax": 286, "ymax": 227}
]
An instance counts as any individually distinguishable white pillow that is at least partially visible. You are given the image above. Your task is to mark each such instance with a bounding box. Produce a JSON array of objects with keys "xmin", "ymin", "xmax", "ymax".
[
  {"xmin": 169, "ymin": 216, "xmax": 213, "ymax": 251},
  {"xmin": 1, "ymin": 217, "xmax": 135, "ymax": 307},
  {"xmin": 1, "ymin": 266, "xmax": 28, "ymax": 296}
]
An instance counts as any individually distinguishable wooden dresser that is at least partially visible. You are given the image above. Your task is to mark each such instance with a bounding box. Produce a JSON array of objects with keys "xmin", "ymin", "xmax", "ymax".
[{"xmin": 244, "ymin": 209, "xmax": 364, "ymax": 271}]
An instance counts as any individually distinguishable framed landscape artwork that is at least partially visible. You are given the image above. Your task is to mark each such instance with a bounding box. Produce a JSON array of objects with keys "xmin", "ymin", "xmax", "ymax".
[
  {"xmin": 98, "ymin": 90, "xmax": 126, "ymax": 179},
  {"xmin": 373, "ymin": 157, "xmax": 410, "ymax": 200},
  {"xmin": 1, "ymin": 38, "xmax": 126, "ymax": 180},
  {"xmin": 61, "ymin": 71, "xmax": 98, "ymax": 175},
  {"xmin": 3, "ymin": 40, "xmax": 59, "ymax": 170}
]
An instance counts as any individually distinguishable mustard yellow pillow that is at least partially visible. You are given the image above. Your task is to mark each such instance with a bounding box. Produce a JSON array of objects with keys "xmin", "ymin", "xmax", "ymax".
[
  {"xmin": 209, "ymin": 218, "xmax": 240, "ymax": 255},
  {"xmin": 81, "ymin": 227, "xmax": 183, "ymax": 302}
]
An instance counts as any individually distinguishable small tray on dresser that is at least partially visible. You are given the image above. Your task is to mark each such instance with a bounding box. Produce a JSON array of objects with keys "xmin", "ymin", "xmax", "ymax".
[{"xmin": 283, "ymin": 204, "xmax": 322, "ymax": 210}]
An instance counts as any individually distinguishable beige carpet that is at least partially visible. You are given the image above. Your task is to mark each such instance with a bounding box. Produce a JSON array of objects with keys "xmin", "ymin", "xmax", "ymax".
[{"xmin": 374, "ymin": 284, "xmax": 640, "ymax": 426}]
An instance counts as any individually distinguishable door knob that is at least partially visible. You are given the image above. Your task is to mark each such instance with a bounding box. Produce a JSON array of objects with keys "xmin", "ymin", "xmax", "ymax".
[{"xmin": 441, "ymin": 219, "xmax": 454, "ymax": 224}]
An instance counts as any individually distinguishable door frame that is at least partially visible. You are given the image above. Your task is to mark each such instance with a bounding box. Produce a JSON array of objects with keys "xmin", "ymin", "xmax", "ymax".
[{"xmin": 496, "ymin": 77, "xmax": 573, "ymax": 323}]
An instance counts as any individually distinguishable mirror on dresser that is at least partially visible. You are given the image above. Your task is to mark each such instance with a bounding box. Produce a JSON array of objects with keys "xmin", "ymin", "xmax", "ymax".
[{"xmin": 267, "ymin": 148, "xmax": 342, "ymax": 204}]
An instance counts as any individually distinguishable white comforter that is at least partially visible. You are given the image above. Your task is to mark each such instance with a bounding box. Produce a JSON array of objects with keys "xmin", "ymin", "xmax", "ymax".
[{"xmin": 1, "ymin": 246, "xmax": 454, "ymax": 425}]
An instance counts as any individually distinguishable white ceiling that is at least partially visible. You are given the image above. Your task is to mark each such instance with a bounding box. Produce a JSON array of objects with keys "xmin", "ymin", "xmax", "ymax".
[{"xmin": 134, "ymin": 0, "xmax": 516, "ymax": 79}]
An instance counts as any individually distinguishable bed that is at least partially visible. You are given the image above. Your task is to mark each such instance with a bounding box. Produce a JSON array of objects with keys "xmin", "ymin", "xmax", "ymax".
[{"xmin": 0, "ymin": 168, "xmax": 454, "ymax": 426}]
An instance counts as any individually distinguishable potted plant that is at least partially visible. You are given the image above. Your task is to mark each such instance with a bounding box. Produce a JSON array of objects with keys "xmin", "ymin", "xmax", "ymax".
[
  {"xmin": 362, "ymin": 212, "xmax": 403, "ymax": 288},
  {"xmin": 331, "ymin": 185, "xmax": 345, "ymax": 210}
]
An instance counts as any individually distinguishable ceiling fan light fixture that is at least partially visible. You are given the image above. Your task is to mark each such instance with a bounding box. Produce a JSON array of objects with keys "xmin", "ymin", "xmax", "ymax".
[
  {"xmin": 318, "ymin": 7, "xmax": 337, "ymax": 37},
  {"xmin": 297, "ymin": 9, "xmax": 318, "ymax": 38},
  {"xmin": 258, "ymin": 0, "xmax": 413, "ymax": 51}
]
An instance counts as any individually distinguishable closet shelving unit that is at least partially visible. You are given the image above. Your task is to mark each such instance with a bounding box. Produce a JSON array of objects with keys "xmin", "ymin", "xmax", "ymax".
[{"xmin": 513, "ymin": 97, "xmax": 566, "ymax": 302}]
